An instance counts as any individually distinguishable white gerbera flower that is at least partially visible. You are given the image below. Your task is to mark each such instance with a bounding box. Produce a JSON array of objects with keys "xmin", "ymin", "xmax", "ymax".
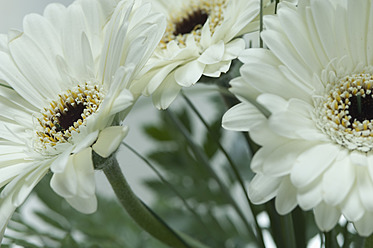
[
  {"xmin": 136, "ymin": 0, "xmax": 262, "ymax": 109},
  {"xmin": 0, "ymin": 0, "xmax": 165, "ymax": 239},
  {"xmin": 223, "ymin": 0, "xmax": 373, "ymax": 236}
]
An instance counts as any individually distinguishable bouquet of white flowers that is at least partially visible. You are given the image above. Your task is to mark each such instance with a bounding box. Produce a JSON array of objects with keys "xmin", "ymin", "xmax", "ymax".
[{"xmin": 0, "ymin": 0, "xmax": 371, "ymax": 247}]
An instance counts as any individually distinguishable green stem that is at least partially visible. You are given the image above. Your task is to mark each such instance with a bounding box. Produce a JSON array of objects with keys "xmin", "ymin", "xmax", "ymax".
[
  {"xmin": 165, "ymin": 109, "xmax": 258, "ymax": 244},
  {"xmin": 259, "ymin": 0, "xmax": 264, "ymax": 48},
  {"xmin": 364, "ymin": 234, "xmax": 373, "ymax": 248},
  {"xmin": 275, "ymin": 0, "xmax": 280, "ymax": 14},
  {"xmin": 282, "ymin": 213, "xmax": 297, "ymax": 248},
  {"xmin": 0, "ymin": 82, "xmax": 12, "ymax": 89},
  {"xmin": 324, "ymin": 230, "xmax": 338, "ymax": 248},
  {"xmin": 181, "ymin": 92, "xmax": 265, "ymax": 248},
  {"xmin": 291, "ymin": 208, "xmax": 306, "ymax": 248},
  {"xmin": 121, "ymin": 142, "xmax": 213, "ymax": 238},
  {"xmin": 102, "ymin": 156, "xmax": 192, "ymax": 248}
]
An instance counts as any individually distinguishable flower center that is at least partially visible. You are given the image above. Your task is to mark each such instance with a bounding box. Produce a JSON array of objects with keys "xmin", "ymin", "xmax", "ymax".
[
  {"xmin": 173, "ymin": 9, "xmax": 208, "ymax": 36},
  {"xmin": 160, "ymin": 0, "xmax": 226, "ymax": 48},
  {"xmin": 35, "ymin": 83, "xmax": 104, "ymax": 149},
  {"xmin": 316, "ymin": 73, "xmax": 373, "ymax": 152}
]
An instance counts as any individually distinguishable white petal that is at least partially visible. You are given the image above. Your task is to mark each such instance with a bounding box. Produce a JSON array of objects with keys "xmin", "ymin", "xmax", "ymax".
[
  {"xmin": 248, "ymin": 174, "xmax": 281, "ymax": 204},
  {"xmin": 93, "ymin": 126, "xmax": 129, "ymax": 158},
  {"xmin": 350, "ymin": 151, "xmax": 367, "ymax": 167},
  {"xmin": 262, "ymin": 140, "xmax": 313, "ymax": 177},
  {"xmin": 198, "ymin": 40, "xmax": 225, "ymax": 64},
  {"xmin": 152, "ymin": 73, "xmax": 182, "ymax": 110},
  {"xmin": 354, "ymin": 212, "xmax": 373, "ymax": 237},
  {"xmin": 50, "ymin": 155, "xmax": 77, "ymax": 198},
  {"xmin": 269, "ymin": 110, "xmax": 317, "ymax": 140},
  {"xmin": 357, "ymin": 167, "xmax": 373, "ymax": 212},
  {"xmin": 0, "ymin": 52, "xmax": 45, "ymax": 107},
  {"xmin": 142, "ymin": 62, "xmax": 182, "ymax": 96},
  {"xmin": 322, "ymin": 156, "xmax": 355, "ymax": 206},
  {"xmin": 341, "ymin": 186, "xmax": 365, "ymax": 222},
  {"xmin": 291, "ymin": 143, "xmax": 339, "ymax": 188},
  {"xmin": 275, "ymin": 177, "xmax": 297, "ymax": 215},
  {"xmin": 66, "ymin": 194, "xmax": 97, "ymax": 214},
  {"xmin": 73, "ymin": 147, "xmax": 95, "ymax": 197},
  {"xmin": 174, "ymin": 60, "xmax": 205, "ymax": 87},
  {"xmin": 203, "ymin": 61, "xmax": 231, "ymax": 77},
  {"xmin": 313, "ymin": 202, "xmax": 340, "ymax": 231},
  {"xmin": 222, "ymin": 102, "xmax": 266, "ymax": 132},
  {"xmin": 0, "ymin": 192, "xmax": 16, "ymax": 241},
  {"xmin": 50, "ymin": 146, "xmax": 73, "ymax": 173},
  {"xmin": 257, "ymin": 93, "xmax": 288, "ymax": 114},
  {"xmin": 106, "ymin": 87, "xmax": 134, "ymax": 116},
  {"xmin": 222, "ymin": 38, "xmax": 245, "ymax": 61},
  {"xmin": 297, "ymin": 178, "xmax": 323, "ymax": 210},
  {"xmin": 9, "ymin": 33, "xmax": 62, "ymax": 97},
  {"xmin": 229, "ymin": 76, "xmax": 261, "ymax": 104},
  {"xmin": 72, "ymin": 130, "xmax": 99, "ymax": 154}
]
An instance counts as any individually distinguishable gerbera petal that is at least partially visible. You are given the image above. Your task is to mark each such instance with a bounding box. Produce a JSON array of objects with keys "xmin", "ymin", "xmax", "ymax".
[
  {"xmin": 322, "ymin": 156, "xmax": 355, "ymax": 206},
  {"xmin": 291, "ymin": 143, "xmax": 339, "ymax": 188},
  {"xmin": 346, "ymin": 0, "xmax": 368, "ymax": 65},
  {"xmin": 174, "ymin": 60, "xmax": 205, "ymax": 87},
  {"xmin": 0, "ymin": 193, "xmax": 15, "ymax": 241},
  {"xmin": 74, "ymin": 147, "xmax": 95, "ymax": 197},
  {"xmin": 198, "ymin": 40, "xmax": 225, "ymax": 65},
  {"xmin": 152, "ymin": 73, "xmax": 183, "ymax": 110},
  {"xmin": 313, "ymin": 202, "xmax": 340, "ymax": 232},
  {"xmin": 275, "ymin": 177, "xmax": 297, "ymax": 215},
  {"xmin": 9, "ymin": 33, "xmax": 62, "ymax": 97},
  {"xmin": 93, "ymin": 126, "xmax": 129, "ymax": 158},
  {"xmin": 66, "ymin": 194, "xmax": 97, "ymax": 214},
  {"xmin": 262, "ymin": 140, "xmax": 314, "ymax": 177},
  {"xmin": 0, "ymin": 52, "xmax": 45, "ymax": 107},
  {"xmin": 341, "ymin": 186, "xmax": 365, "ymax": 222},
  {"xmin": 256, "ymin": 93, "xmax": 288, "ymax": 114},
  {"xmin": 229, "ymin": 76, "xmax": 261, "ymax": 104},
  {"xmin": 269, "ymin": 110, "xmax": 317, "ymax": 140},
  {"xmin": 277, "ymin": 6, "xmax": 322, "ymax": 73},
  {"xmin": 222, "ymin": 102, "xmax": 266, "ymax": 132},
  {"xmin": 248, "ymin": 174, "xmax": 281, "ymax": 204},
  {"xmin": 354, "ymin": 212, "xmax": 373, "ymax": 237},
  {"xmin": 50, "ymin": 146, "xmax": 74, "ymax": 173},
  {"xmin": 222, "ymin": 38, "xmax": 245, "ymax": 61},
  {"xmin": 203, "ymin": 61, "xmax": 231, "ymax": 77},
  {"xmin": 23, "ymin": 13, "xmax": 63, "ymax": 65},
  {"xmin": 297, "ymin": 178, "xmax": 323, "ymax": 210},
  {"xmin": 357, "ymin": 166, "xmax": 373, "ymax": 212},
  {"xmin": 311, "ymin": 0, "xmax": 338, "ymax": 59},
  {"xmin": 50, "ymin": 156, "xmax": 78, "ymax": 198}
]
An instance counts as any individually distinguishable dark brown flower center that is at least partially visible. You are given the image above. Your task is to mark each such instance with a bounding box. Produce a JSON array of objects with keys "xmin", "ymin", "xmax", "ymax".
[
  {"xmin": 348, "ymin": 94, "xmax": 373, "ymax": 125},
  {"xmin": 55, "ymin": 102, "xmax": 85, "ymax": 132},
  {"xmin": 173, "ymin": 9, "xmax": 208, "ymax": 36}
]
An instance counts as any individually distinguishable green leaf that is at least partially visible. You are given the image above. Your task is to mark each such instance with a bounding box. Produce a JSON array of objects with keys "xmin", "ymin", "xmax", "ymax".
[
  {"xmin": 143, "ymin": 126, "xmax": 174, "ymax": 141},
  {"xmin": 202, "ymin": 119, "xmax": 222, "ymax": 158}
]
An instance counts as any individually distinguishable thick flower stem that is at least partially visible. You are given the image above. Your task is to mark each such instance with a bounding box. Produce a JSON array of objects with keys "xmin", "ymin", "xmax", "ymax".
[{"xmin": 102, "ymin": 157, "xmax": 193, "ymax": 248}]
